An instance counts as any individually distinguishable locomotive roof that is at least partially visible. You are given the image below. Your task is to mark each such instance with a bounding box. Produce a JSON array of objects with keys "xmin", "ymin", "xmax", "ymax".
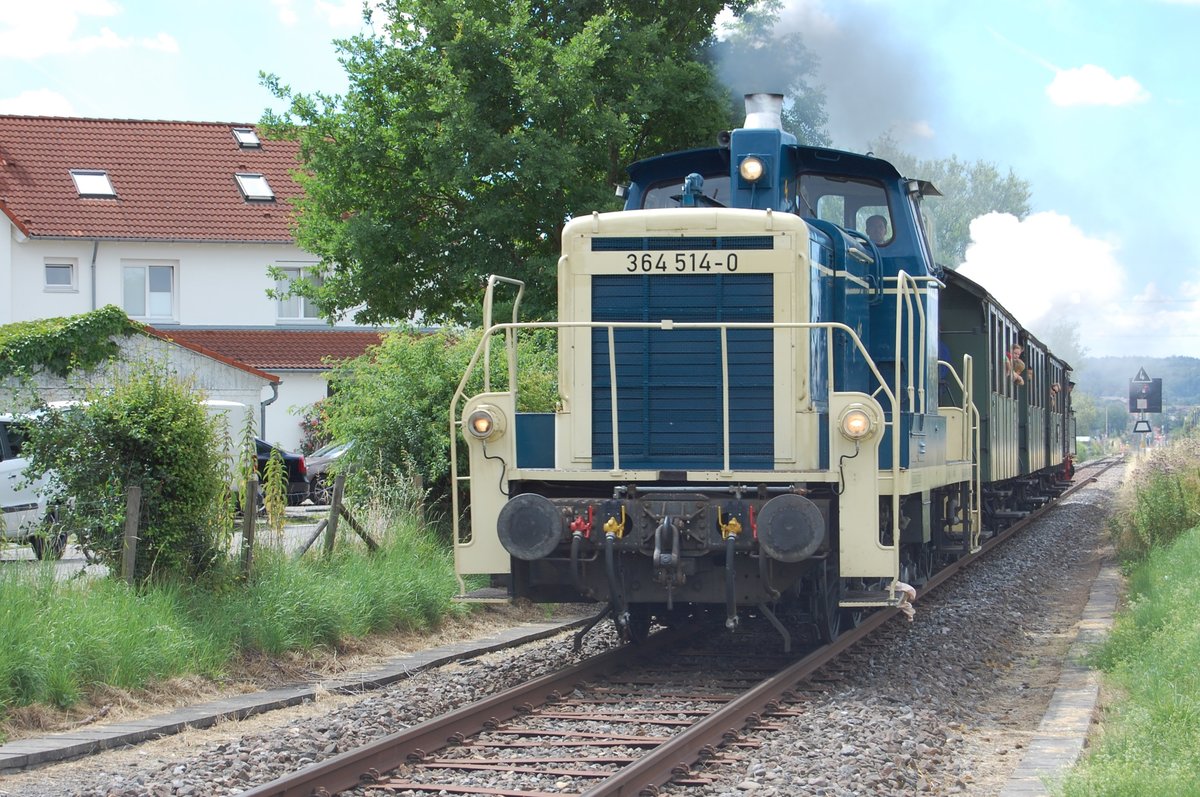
[{"xmin": 627, "ymin": 142, "xmax": 905, "ymax": 184}]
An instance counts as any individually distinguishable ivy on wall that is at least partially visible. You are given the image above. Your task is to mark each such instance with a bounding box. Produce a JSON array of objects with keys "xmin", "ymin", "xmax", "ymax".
[{"xmin": 0, "ymin": 305, "xmax": 143, "ymax": 380}]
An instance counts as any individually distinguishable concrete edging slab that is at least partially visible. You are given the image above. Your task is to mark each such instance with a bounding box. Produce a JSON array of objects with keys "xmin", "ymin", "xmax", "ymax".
[{"xmin": 999, "ymin": 562, "xmax": 1121, "ymax": 796}]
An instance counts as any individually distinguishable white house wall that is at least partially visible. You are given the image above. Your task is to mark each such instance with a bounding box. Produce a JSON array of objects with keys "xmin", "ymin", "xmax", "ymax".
[
  {"xmin": 2, "ymin": 219, "xmax": 17, "ymax": 326},
  {"xmin": 0, "ymin": 334, "xmax": 271, "ymax": 426},
  {"xmin": 263, "ymin": 371, "xmax": 329, "ymax": 452},
  {"xmin": 5, "ymin": 237, "xmax": 343, "ymax": 328},
  {"xmin": 3, "ymin": 234, "xmax": 367, "ymax": 450}
]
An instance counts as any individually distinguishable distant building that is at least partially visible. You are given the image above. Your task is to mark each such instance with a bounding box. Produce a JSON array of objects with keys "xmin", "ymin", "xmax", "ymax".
[{"xmin": 0, "ymin": 115, "xmax": 384, "ymax": 449}]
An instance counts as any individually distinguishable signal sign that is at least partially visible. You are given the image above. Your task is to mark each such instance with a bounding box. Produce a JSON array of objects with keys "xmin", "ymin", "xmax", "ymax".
[{"xmin": 1129, "ymin": 369, "xmax": 1162, "ymax": 413}]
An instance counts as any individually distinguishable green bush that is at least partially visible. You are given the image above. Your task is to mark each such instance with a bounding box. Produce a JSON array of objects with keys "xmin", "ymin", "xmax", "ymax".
[
  {"xmin": 1109, "ymin": 440, "xmax": 1200, "ymax": 561},
  {"xmin": 324, "ymin": 326, "xmax": 557, "ymax": 509},
  {"xmin": 23, "ymin": 368, "xmax": 231, "ymax": 582}
]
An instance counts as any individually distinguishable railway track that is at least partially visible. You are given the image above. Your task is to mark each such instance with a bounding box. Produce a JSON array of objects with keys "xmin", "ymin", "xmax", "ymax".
[{"xmin": 243, "ymin": 458, "xmax": 1120, "ymax": 797}]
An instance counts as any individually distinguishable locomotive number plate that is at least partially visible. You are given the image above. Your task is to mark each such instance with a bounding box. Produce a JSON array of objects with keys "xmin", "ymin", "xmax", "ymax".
[{"xmin": 623, "ymin": 252, "xmax": 740, "ymax": 273}]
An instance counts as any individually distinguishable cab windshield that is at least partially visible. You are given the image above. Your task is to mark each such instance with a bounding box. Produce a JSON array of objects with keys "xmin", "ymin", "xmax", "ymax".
[{"xmin": 641, "ymin": 174, "xmax": 731, "ymax": 209}]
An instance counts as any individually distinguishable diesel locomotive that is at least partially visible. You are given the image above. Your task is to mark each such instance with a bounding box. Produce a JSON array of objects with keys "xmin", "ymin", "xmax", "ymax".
[{"xmin": 450, "ymin": 94, "xmax": 1074, "ymax": 647}]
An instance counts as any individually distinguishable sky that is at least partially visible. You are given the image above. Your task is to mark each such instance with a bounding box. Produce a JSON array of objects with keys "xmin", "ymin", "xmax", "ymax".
[{"xmin": 2, "ymin": 0, "xmax": 1199, "ymax": 362}]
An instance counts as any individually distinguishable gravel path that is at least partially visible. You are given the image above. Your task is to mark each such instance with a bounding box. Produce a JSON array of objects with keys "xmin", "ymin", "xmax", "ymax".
[{"xmin": 0, "ymin": 469, "xmax": 1117, "ymax": 797}]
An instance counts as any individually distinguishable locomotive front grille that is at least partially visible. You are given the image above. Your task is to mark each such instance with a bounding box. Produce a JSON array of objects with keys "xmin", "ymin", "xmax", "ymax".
[
  {"xmin": 591, "ymin": 235, "xmax": 775, "ymax": 251},
  {"xmin": 590, "ymin": 273, "xmax": 774, "ymax": 470}
]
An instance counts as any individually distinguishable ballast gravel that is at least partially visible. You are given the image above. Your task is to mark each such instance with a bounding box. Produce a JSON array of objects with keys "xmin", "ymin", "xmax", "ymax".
[{"xmin": 1, "ymin": 467, "xmax": 1118, "ymax": 797}]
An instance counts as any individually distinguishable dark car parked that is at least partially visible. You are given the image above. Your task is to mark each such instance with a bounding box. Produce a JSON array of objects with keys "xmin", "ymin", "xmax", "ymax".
[
  {"xmin": 254, "ymin": 438, "xmax": 310, "ymax": 505},
  {"xmin": 305, "ymin": 440, "xmax": 352, "ymax": 504}
]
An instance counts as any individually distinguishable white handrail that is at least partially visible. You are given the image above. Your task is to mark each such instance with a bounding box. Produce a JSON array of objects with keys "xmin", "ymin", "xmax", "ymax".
[
  {"xmin": 891, "ymin": 271, "xmax": 928, "ymax": 415},
  {"xmin": 938, "ymin": 353, "xmax": 983, "ymax": 549},
  {"xmin": 449, "ymin": 317, "xmax": 903, "ymax": 550},
  {"xmin": 480, "ymin": 275, "xmax": 526, "ymax": 395}
]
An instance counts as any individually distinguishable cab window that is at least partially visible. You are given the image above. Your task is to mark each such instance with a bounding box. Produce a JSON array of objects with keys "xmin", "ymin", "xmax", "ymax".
[
  {"xmin": 641, "ymin": 174, "xmax": 731, "ymax": 209},
  {"xmin": 800, "ymin": 174, "xmax": 892, "ymax": 245}
]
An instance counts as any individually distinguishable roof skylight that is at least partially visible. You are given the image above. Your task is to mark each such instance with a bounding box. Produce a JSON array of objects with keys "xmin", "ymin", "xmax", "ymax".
[
  {"xmin": 232, "ymin": 127, "xmax": 261, "ymax": 147},
  {"xmin": 70, "ymin": 169, "xmax": 116, "ymax": 197},
  {"xmin": 235, "ymin": 172, "xmax": 275, "ymax": 201}
]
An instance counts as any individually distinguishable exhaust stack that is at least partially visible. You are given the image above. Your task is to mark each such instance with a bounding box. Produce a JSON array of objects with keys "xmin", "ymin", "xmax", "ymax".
[{"xmin": 743, "ymin": 93, "xmax": 784, "ymax": 131}]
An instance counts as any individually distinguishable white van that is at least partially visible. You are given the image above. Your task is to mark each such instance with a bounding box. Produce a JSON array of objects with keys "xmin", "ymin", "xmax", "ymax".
[
  {"xmin": 2, "ymin": 399, "xmax": 256, "ymax": 557},
  {"xmin": 0, "ymin": 411, "xmax": 61, "ymax": 559},
  {"xmin": 201, "ymin": 399, "xmax": 254, "ymax": 477}
]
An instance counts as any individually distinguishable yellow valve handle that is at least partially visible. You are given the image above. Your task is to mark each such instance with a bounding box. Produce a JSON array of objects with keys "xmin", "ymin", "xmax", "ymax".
[
  {"xmin": 717, "ymin": 507, "xmax": 742, "ymax": 539},
  {"xmin": 603, "ymin": 505, "xmax": 627, "ymax": 538}
]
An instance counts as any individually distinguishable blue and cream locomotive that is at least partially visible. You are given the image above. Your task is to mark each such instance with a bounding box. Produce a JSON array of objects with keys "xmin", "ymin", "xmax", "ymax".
[{"xmin": 451, "ymin": 94, "xmax": 1073, "ymax": 645}]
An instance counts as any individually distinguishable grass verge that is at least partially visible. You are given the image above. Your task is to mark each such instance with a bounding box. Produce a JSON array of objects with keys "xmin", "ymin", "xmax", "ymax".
[
  {"xmin": 1057, "ymin": 448, "xmax": 1200, "ymax": 796},
  {"xmin": 0, "ymin": 512, "xmax": 468, "ymax": 740}
]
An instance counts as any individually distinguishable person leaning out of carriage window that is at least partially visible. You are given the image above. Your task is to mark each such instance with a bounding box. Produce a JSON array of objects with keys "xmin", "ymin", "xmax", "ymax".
[
  {"xmin": 866, "ymin": 214, "xmax": 889, "ymax": 245},
  {"xmin": 1006, "ymin": 342, "xmax": 1026, "ymax": 386}
]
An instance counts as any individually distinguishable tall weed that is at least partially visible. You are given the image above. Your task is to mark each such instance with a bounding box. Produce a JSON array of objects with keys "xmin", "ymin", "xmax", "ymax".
[
  {"xmin": 1, "ymin": 491, "xmax": 464, "ymax": 726},
  {"xmin": 1109, "ymin": 440, "xmax": 1200, "ymax": 561},
  {"xmin": 0, "ymin": 565, "xmax": 225, "ymax": 714}
]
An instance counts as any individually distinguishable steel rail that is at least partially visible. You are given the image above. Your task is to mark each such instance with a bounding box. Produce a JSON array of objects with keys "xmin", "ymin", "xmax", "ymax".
[
  {"xmin": 242, "ymin": 459, "xmax": 1118, "ymax": 797},
  {"xmin": 577, "ymin": 458, "xmax": 1120, "ymax": 797},
  {"xmin": 915, "ymin": 456, "xmax": 1120, "ymax": 599},
  {"xmin": 577, "ymin": 602, "xmax": 898, "ymax": 797},
  {"xmin": 237, "ymin": 630, "xmax": 689, "ymax": 797}
]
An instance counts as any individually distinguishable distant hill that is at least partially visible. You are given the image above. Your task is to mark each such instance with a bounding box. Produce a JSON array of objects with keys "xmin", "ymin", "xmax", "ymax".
[{"xmin": 1075, "ymin": 356, "xmax": 1200, "ymax": 405}]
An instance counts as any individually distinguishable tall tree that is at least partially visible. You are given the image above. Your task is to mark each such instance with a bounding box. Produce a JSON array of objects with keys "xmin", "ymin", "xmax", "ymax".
[
  {"xmin": 868, "ymin": 134, "xmax": 1032, "ymax": 267},
  {"xmin": 263, "ymin": 0, "xmax": 755, "ymax": 324}
]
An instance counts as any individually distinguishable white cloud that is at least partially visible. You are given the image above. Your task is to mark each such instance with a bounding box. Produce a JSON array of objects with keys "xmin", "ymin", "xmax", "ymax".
[
  {"xmin": 1046, "ymin": 64, "xmax": 1149, "ymax": 107},
  {"xmin": 958, "ymin": 211, "xmax": 1127, "ymax": 344},
  {"xmin": 0, "ymin": 89, "xmax": 76, "ymax": 116},
  {"xmin": 902, "ymin": 120, "xmax": 935, "ymax": 139},
  {"xmin": 0, "ymin": 2, "xmax": 175, "ymax": 59},
  {"xmin": 271, "ymin": 0, "xmax": 299, "ymax": 26},
  {"xmin": 960, "ymin": 212, "xmax": 1125, "ymax": 326},
  {"xmin": 140, "ymin": 32, "xmax": 180, "ymax": 53},
  {"xmin": 1117, "ymin": 280, "xmax": 1200, "ymax": 356},
  {"xmin": 958, "ymin": 213, "xmax": 1200, "ymax": 357}
]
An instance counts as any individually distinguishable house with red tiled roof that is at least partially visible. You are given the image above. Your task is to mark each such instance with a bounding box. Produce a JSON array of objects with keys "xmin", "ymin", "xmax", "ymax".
[{"xmin": 0, "ymin": 115, "xmax": 385, "ymax": 450}]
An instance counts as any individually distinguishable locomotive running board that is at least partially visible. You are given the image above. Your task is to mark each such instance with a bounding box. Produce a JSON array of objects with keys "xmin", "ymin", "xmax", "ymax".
[{"xmin": 840, "ymin": 589, "xmax": 903, "ymax": 608}]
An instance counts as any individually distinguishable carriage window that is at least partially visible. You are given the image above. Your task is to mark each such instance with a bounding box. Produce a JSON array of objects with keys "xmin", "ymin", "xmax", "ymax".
[{"xmin": 991, "ymin": 314, "xmax": 1002, "ymax": 396}]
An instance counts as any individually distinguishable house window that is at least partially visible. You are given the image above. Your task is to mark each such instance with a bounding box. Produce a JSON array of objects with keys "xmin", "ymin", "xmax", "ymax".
[
  {"xmin": 123, "ymin": 264, "xmax": 175, "ymax": 319},
  {"xmin": 276, "ymin": 266, "xmax": 322, "ymax": 320},
  {"xmin": 70, "ymin": 169, "xmax": 116, "ymax": 197},
  {"xmin": 232, "ymin": 127, "xmax": 261, "ymax": 147},
  {"xmin": 44, "ymin": 261, "xmax": 77, "ymax": 291},
  {"xmin": 235, "ymin": 172, "xmax": 274, "ymax": 201}
]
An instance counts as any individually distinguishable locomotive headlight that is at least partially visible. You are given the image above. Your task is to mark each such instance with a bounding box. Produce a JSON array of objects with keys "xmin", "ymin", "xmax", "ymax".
[
  {"xmin": 739, "ymin": 156, "xmax": 765, "ymax": 183},
  {"xmin": 466, "ymin": 405, "xmax": 506, "ymax": 441},
  {"xmin": 838, "ymin": 405, "xmax": 875, "ymax": 441}
]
